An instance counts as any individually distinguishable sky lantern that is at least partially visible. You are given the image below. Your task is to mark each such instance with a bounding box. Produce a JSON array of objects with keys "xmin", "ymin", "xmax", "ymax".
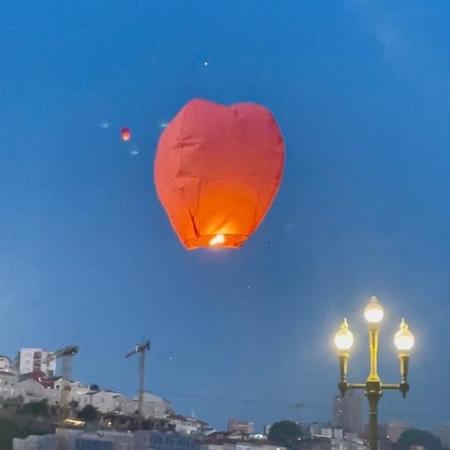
[
  {"xmin": 121, "ymin": 127, "xmax": 131, "ymax": 141},
  {"xmin": 154, "ymin": 99, "xmax": 285, "ymax": 250}
]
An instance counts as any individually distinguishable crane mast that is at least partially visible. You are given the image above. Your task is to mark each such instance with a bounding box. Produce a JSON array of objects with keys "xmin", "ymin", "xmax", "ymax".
[
  {"xmin": 44, "ymin": 345, "xmax": 79, "ymax": 450},
  {"xmin": 125, "ymin": 340, "xmax": 150, "ymax": 422},
  {"xmin": 44, "ymin": 345, "xmax": 79, "ymax": 422}
]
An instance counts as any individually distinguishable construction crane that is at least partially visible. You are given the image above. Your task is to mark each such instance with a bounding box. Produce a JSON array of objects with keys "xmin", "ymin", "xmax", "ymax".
[
  {"xmin": 45, "ymin": 345, "xmax": 79, "ymax": 422},
  {"xmin": 125, "ymin": 340, "xmax": 150, "ymax": 419}
]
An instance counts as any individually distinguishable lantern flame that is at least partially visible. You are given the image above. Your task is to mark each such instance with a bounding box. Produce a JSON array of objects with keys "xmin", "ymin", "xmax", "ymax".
[{"xmin": 209, "ymin": 234, "xmax": 225, "ymax": 246}]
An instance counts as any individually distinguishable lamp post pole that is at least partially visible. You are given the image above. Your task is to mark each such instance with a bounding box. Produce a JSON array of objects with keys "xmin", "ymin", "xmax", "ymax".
[
  {"xmin": 334, "ymin": 297, "xmax": 415, "ymax": 450},
  {"xmin": 366, "ymin": 382, "xmax": 381, "ymax": 450}
]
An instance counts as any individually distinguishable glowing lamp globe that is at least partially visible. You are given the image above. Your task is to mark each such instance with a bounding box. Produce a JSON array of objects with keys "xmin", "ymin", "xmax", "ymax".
[
  {"xmin": 364, "ymin": 296, "xmax": 384, "ymax": 324},
  {"xmin": 334, "ymin": 318, "xmax": 354, "ymax": 351},
  {"xmin": 154, "ymin": 99, "xmax": 285, "ymax": 250},
  {"xmin": 394, "ymin": 319, "xmax": 414, "ymax": 352}
]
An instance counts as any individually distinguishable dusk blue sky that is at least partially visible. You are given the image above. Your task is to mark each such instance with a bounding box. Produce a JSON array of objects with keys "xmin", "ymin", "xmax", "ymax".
[{"xmin": 1, "ymin": 0, "xmax": 450, "ymax": 431}]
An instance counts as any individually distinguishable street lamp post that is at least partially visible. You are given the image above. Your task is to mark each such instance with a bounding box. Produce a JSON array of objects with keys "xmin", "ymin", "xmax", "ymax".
[{"xmin": 334, "ymin": 296, "xmax": 414, "ymax": 450}]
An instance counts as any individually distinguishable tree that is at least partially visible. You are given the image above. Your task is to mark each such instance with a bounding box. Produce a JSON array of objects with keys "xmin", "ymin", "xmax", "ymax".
[
  {"xmin": 0, "ymin": 417, "xmax": 50, "ymax": 449},
  {"xmin": 77, "ymin": 405, "xmax": 98, "ymax": 422},
  {"xmin": 69, "ymin": 400, "xmax": 79, "ymax": 412},
  {"xmin": 395, "ymin": 429, "xmax": 441, "ymax": 450},
  {"xmin": 268, "ymin": 420, "xmax": 303, "ymax": 449},
  {"xmin": 18, "ymin": 399, "xmax": 49, "ymax": 417}
]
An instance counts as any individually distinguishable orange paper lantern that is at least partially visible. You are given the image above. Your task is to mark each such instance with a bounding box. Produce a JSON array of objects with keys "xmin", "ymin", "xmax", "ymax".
[{"xmin": 154, "ymin": 99, "xmax": 285, "ymax": 249}]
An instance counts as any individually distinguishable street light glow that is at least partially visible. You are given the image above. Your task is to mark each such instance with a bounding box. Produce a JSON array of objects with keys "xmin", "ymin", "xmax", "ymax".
[
  {"xmin": 364, "ymin": 296, "xmax": 384, "ymax": 324},
  {"xmin": 394, "ymin": 318, "xmax": 414, "ymax": 352},
  {"xmin": 334, "ymin": 318, "xmax": 354, "ymax": 351},
  {"xmin": 335, "ymin": 296, "xmax": 414, "ymax": 450}
]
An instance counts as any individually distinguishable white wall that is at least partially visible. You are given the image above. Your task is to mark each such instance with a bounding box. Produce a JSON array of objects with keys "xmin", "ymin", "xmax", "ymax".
[
  {"xmin": 114, "ymin": 395, "xmax": 136, "ymax": 415},
  {"xmin": 14, "ymin": 379, "xmax": 45, "ymax": 403},
  {"xmin": 140, "ymin": 392, "xmax": 170, "ymax": 418},
  {"xmin": 90, "ymin": 391, "xmax": 119, "ymax": 414}
]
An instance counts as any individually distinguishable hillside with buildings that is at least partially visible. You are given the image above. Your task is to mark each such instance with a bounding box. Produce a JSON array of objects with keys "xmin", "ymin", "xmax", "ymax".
[
  {"xmin": 0, "ymin": 348, "xmax": 174, "ymax": 420},
  {"xmin": 0, "ymin": 347, "xmax": 447, "ymax": 450}
]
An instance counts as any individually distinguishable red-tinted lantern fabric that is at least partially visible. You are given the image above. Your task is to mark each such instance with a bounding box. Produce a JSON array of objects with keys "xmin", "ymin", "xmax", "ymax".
[
  {"xmin": 154, "ymin": 99, "xmax": 285, "ymax": 249},
  {"xmin": 121, "ymin": 127, "xmax": 131, "ymax": 141}
]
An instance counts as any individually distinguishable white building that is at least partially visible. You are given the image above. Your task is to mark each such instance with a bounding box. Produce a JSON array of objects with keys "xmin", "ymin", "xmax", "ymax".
[
  {"xmin": 78, "ymin": 390, "xmax": 136, "ymax": 415},
  {"xmin": 0, "ymin": 371, "xmax": 56, "ymax": 404},
  {"xmin": 77, "ymin": 390, "xmax": 170, "ymax": 417},
  {"xmin": 18, "ymin": 348, "xmax": 56, "ymax": 376},
  {"xmin": 80, "ymin": 390, "xmax": 118, "ymax": 414},
  {"xmin": 0, "ymin": 367, "xmax": 169, "ymax": 418},
  {"xmin": 139, "ymin": 392, "xmax": 170, "ymax": 418},
  {"xmin": 11, "ymin": 377, "xmax": 98, "ymax": 408},
  {"xmin": 0, "ymin": 373, "xmax": 62, "ymax": 405},
  {"xmin": 49, "ymin": 379, "xmax": 92, "ymax": 405},
  {"xmin": 14, "ymin": 379, "xmax": 46, "ymax": 403},
  {"xmin": 169, "ymin": 415, "xmax": 208, "ymax": 435},
  {"xmin": 70, "ymin": 381, "xmax": 92, "ymax": 398},
  {"xmin": 113, "ymin": 394, "xmax": 136, "ymax": 415}
]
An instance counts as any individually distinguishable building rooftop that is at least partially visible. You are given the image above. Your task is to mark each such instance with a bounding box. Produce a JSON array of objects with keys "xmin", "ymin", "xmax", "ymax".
[{"xmin": 168, "ymin": 414, "xmax": 208, "ymax": 425}]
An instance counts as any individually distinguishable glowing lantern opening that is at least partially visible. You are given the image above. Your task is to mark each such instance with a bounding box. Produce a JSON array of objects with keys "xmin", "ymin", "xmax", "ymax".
[
  {"xmin": 209, "ymin": 234, "xmax": 225, "ymax": 246},
  {"xmin": 154, "ymin": 99, "xmax": 285, "ymax": 250}
]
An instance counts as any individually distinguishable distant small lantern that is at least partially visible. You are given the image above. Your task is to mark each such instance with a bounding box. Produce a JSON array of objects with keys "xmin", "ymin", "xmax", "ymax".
[
  {"xmin": 154, "ymin": 99, "xmax": 285, "ymax": 249},
  {"xmin": 121, "ymin": 127, "xmax": 131, "ymax": 141}
]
